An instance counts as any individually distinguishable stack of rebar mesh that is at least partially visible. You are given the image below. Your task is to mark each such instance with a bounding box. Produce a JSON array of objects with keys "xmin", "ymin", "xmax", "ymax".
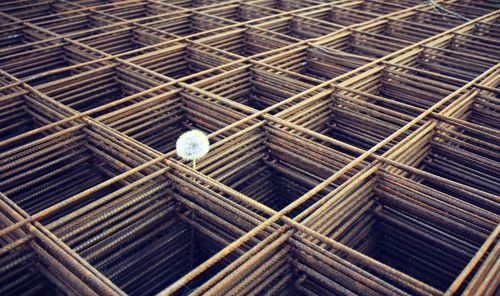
[{"xmin": 0, "ymin": 0, "xmax": 498, "ymax": 295}]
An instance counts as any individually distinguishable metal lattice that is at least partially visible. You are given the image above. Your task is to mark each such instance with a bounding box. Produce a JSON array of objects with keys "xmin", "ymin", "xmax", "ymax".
[{"xmin": 0, "ymin": 0, "xmax": 499, "ymax": 295}]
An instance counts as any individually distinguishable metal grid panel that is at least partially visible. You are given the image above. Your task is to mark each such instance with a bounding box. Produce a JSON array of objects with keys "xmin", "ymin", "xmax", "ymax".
[{"xmin": 0, "ymin": 0, "xmax": 499, "ymax": 295}]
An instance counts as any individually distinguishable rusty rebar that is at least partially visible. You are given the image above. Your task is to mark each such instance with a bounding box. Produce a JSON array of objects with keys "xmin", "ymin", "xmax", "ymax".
[{"xmin": 0, "ymin": 1, "xmax": 499, "ymax": 295}]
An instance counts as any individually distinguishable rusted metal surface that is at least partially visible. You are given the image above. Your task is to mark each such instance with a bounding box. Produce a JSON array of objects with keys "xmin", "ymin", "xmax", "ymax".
[{"xmin": 0, "ymin": 0, "xmax": 499, "ymax": 295}]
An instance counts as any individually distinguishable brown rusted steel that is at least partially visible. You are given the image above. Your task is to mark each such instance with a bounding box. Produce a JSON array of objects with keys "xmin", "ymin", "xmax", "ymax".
[{"xmin": 0, "ymin": 0, "xmax": 499, "ymax": 295}]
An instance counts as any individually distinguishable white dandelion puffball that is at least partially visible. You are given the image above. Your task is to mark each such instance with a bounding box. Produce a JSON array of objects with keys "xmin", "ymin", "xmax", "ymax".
[{"xmin": 176, "ymin": 130, "xmax": 210, "ymax": 161}]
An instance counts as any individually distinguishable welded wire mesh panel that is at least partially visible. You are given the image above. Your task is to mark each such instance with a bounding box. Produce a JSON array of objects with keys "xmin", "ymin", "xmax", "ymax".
[{"xmin": 0, "ymin": 0, "xmax": 499, "ymax": 295}]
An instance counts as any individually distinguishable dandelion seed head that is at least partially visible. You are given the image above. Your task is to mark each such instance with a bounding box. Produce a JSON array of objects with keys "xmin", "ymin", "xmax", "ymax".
[{"xmin": 176, "ymin": 130, "xmax": 210, "ymax": 161}]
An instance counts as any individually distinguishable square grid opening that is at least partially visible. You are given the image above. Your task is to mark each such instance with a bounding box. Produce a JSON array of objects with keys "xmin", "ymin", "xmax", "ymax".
[
  {"xmin": 261, "ymin": 44, "xmax": 376, "ymax": 81},
  {"xmin": 32, "ymin": 61, "xmax": 171, "ymax": 116},
  {"xmin": 163, "ymin": 0, "xmax": 229, "ymax": 9},
  {"xmin": 248, "ymin": 0, "xmax": 327, "ymax": 12},
  {"xmin": 195, "ymin": 123, "xmax": 365, "ymax": 217},
  {"xmin": 342, "ymin": 64, "xmax": 465, "ymax": 114},
  {"xmin": 255, "ymin": 15, "xmax": 343, "ymax": 40},
  {"xmin": 0, "ymin": 84, "xmax": 72, "ymax": 144},
  {"xmin": 298, "ymin": 4, "xmax": 382, "ymax": 27},
  {"xmin": 437, "ymin": 2, "xmax": 497, "ymax": 19},
  {"xmin": 93, "ymin": 0, "xmax": 181, "ymax": 20},
  {"xmin": 191, "ymin": 63, "xmax": 324, "ymax": 112},
  {"xmin": 403, "ymin": 119, "xmax": 500, "ymax": 199},
  {"xmin": 187, "ymin": 219, "xmax": 481, "ymax": 296},
  {"xmin": 198, "ymin": 2, "xmax": 280, "ymax": 22},
  {"xmin": 388, "ymin": 36, "xmax": 498, "ymax": 85},
  {"xmin": 449, "ymin": 86, "xmax": 500, "ymax": 130},
  {"xmin": 69, "ymin": 24, "xmax": 176, "ymax": 55},
  {"xmin": 0, "ymin": 211, "xmax": 68, "ymax": 295},
  {"xmin": 193, "ymin": 26, "xmax": 300, "ymax": 57},
  {"xmin": 96, "ymin": 86, "xmax": 255, "ymax": 153},
  {"xmin": 0, "ymin": 124, "xmax": 139, "ymax": 221},
  {"xmin": 23, "ymin": 10, "xmax": 120, "ymax": 35},
  {"xmin": 334, "ymin": 0, "xmax": 415, "ymax": 15},
  {"xmin": 38, "ymin": 152, "xmax": 266, "ymax": 295},
  {"xmin": 0, "ymin": 0, "xmax": 78, "ymax": 20},
  {"xmin": 134, "ymin": 11, "xmax": 236, "ymax": 37},
  {"xmin": 121, "ymin": 40, "xmax": 243, "ymax": 83},
  {"xmin": 357, "ymin": 18, "xmax": 445, "ymax": 44},
  {"xmin": 302, "ymin": 167, "xmax": 499, "ymax": 292},
  {"xmin": 315, "ymin": 29, "xmax": 414, "ymax": 59},
  {"xmin": 0, "ymin": 22, "xmax": 57, "ymax": 50},
  {"xmin": 0, "ymin": 40, "xmax": 107, "ymax": 86},
  {"xmin": 434, "ymin": 31, "xmax": 500, "ymax": 64},
  {"xmin": 398, "ymin": 9, "xmax": 466, "ymax": 30},
  {"xmin": 276, "ymin": 86, "xmax": 423, "ymax": 154}
]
